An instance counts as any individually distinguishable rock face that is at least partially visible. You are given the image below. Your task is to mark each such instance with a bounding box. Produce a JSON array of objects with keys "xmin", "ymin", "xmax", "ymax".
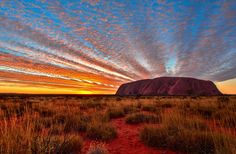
[{"xmin": 116, "ymin": 77, "xmax": 222, "ymax": 96}]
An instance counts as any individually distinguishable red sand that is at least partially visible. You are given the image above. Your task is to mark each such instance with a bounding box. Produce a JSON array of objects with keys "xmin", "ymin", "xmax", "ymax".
[{"xmin": 82, "ymin": 118, "xmax": 176, "ymax": 154}]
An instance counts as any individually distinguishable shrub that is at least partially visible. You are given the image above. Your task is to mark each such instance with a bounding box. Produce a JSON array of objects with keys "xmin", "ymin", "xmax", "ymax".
[
  {"xmin": 116, "ymin": 97, "xmax": 122, "ymax": 101},
  {"xmin": 86, "ymin": 142, "xmax": 109, "ymax": 154},
  {"xmin": 219, "ymin": 115, "xmax": 236, "ymax": 128},
  {"xmin": 56, "ymin": 135, "xmax": 83, "ymax": 153},
  {"xmin": 136, "ymin": 102, "xmax": 142, "ymax": 109},
  {"xmin": 91, "ymin": 113, "xmax": 110, "ymax": 123},
  {"xmin": 140, "ymin": 110, "xmax": 236, "ymax": 154},
  {"xmin": 63, "ymin": 114, "xmax": 89, "ymax": 132},
  {"xmin": 140, "ymin": 126, "xmax": 236, "ymax": 154},
  {"xmin": 163, "ymin": 113, "xmax": 209, "ymax": 131},
  {"xmin": 160, "ymin": 103, "xmax": 173, "ymax": 108},
  {"xmin": 34, "ymin": 117, "xmax": 53, "ymax": 129},
  {"xmin": 38, "ymin": 107, "xmax": 55, "ymax": 117},
  {"xmin": 53, "ymin": 113, "xmax": 68, "ymax": 124},
  {"xmin": 106, "ymin": 107, "xmax": 125, "ymax": 119},
  {"xmin": 86, "ymin": 122, "xmax": 117, "ymax": 141},
  {"xmin": 193, "ymin": 106, "xmax": 217, "ymax": 119},
  {"xmin": 168, "ymin": 130, "xmax": 215, "ymax": 154},
  {"xmin": 80, "ymin": 101, "xmax": 103, "ymax": 109},
  {"xmin": 0, "ymin": 103, "xmax": 7, "ymax": 111},
  {"xmin": 140, "ymin": 126, "xmax": 167, "ymax": 148},
  {"xmin": 2, "ymin": 103, "xmax": 28, "ymax": 118},
  {"xmin": 213, "ymin": 110, "xmax": 236, "ymax": 128},
  {"xmin": 31, "ymin": 134, "xmax": 83, "ymax": 154},
  {"xmin": 123, "ymin": 105, "xmax": 139, "ymax": 114},
  {"xmin": 49, "ymin": 124, "xmax": 65, "ymax": 135},
  {"xmin": 142, "ymin": 104, "xmax": 157, "ymax": 112},
  {"xmin": 182, "ymin": 102, "xmax": 190, "ymax": 109},
  {"xmin": 0, "ymin": 116, "xmax": 83, "ymax": 154},
  {"xmin": 125, "ymin": 113, "xmax": 160, "ymax": 124},
  {"xmin": 217, "ymin": 96, "xmax": 230, "ymax": 105}
]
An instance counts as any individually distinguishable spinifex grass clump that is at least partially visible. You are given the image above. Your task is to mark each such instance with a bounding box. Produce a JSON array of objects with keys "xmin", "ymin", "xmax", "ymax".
[
  {"xmin": 62, "ymin": 113, "xmax": 90, "ymax": 132},
  {"xmin": 0, "ymin": 113, "xmax": 83, "ymax": 154},
  {"xmin": 80, "ymin": 101, "xmax": 104, "ymax": 110},
  {"xmin": 141, "ymin": 103, "xmax": 157, "ymax": 112},
  {"xmin": 0, "ymin": 95, "xmax": 236, "ymax": 154},
  {"xmin": 126, "ymin": 113, "xmax": 161, "ymax": 124},
  {"xmin": 123, "ymin": 104, "xmax": 139, "ymax": 114},
  {"xmin": 217, "ymin": 96, "xmax": 230, "ymax": 107},
  {"xmin": 31, "ymin": 134, "xmax": 83, "ymax": 154},
  {"xmin": 162, "ymin": 111, "xmax": 209, "ymax": 131},
  {"xmin": 86, "ymin": 122, "xmax": 117, "ymax": 141},
  {"xmin": 140, "ymin": 111, "xmax": 236, "ymax": 154},
  {"xmin": 140, "ymin": 126, "xmax": 236, "ymax": 154},
  {"xmin": 160, "ymin": 102, "xmax": 173, "ymax": 108},
  {"xmin": 1, "ymin": 102, "xmax": 32, "ymax": 118},
  {"xmin": 106, "ymin": 107, "xmax": 125, "ymax": 119},
  {"xmin": 86, "ymin": 142, "xmax": 109, "ymax": 154},
  {"xmin": 195, "ymin": 106, "xmax": 217, "ymax": 119},
  {"xmin": 213, "ymin": 110, "xmax": 236, "ymax": 128},
  {"xmin": 181, "ymin": 97, "xmax": 236, "ymax": 129}
]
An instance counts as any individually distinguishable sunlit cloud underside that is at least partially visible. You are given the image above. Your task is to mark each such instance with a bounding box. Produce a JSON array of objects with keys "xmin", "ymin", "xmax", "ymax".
[{"xmin": 0, "ymin": 0, "xmax": 236, "ymax": 94}]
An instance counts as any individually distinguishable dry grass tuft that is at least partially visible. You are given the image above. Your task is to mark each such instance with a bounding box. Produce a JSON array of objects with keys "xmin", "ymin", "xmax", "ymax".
[
  {"xmin": 86, "ymin": 122, "xmax": 117, "ymax": 141},
  {"xmin": 106, "ymin": 107, "xmax": 125, "ymax": 119},
  {"xmin": 125, "ymin": 113, "xmax": 160, "ymax": 124},
  {"xmin": 0, "ymin": 113, "xmax": 83, "ymax": 154},
  {"xmin": 86, "ymin": 142, "xmax": 109, "ymax": 154},
  {"xmin": 0, "ymin": 95, "xmax": 235, "ymax": 153},
  {"xmin": 140, "ymin": 110, "xmax": 236, "ymax": 154}
]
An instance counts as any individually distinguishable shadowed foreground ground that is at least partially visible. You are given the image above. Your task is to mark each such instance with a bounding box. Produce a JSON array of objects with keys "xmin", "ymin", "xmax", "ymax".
[{"xmin": 0, "ymin": 95, "xmax": 235, "ymax": 154}]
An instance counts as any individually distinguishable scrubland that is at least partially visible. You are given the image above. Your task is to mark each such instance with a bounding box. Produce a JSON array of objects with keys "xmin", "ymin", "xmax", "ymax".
[{"xmin": 0, "ymin": 95, "xmax": 235, "ymax": 154}]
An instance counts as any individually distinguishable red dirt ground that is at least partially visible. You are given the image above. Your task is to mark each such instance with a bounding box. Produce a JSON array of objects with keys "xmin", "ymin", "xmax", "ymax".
[{"xmin": 82, "ymin": 118, "xmax": 177, "ymax": 154}]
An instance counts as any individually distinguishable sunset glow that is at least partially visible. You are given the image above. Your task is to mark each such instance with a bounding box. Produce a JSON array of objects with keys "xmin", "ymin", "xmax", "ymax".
[{"xmin": 0, "ymin": 0, "xmax": 235, "ymax": 94}]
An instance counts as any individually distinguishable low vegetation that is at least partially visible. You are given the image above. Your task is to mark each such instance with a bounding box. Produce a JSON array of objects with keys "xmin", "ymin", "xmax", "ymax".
[
  {"xmin": 87, "ymin": 142, "xmax": 109, "ymax": 154},
  {"xmin": 140, "ymin": 125, "xmax": 236, "ymax": 154},
  {"xmin": 106, "ymin": 107, "xmax": 125, "ymax": 119},
  {"xmin": 87, "ymin": 122, "xmax": 117, "ymax": 141},
  {"xmin": 141, "ymin": 103, "xmax": 158, "ymax": 112},
  {"xmin": 0, "ymin": 113, "xmax": 83, "ymax": 154},
  {"xmin": 0, "ymin": 95, "xmax": 235, "ymax": 154},
  {"xmin": 140, "ymin": 110, "xmax": 236, "ymax": 154},
  {"xmin": 125, "ymin": 113, "xmax": 161, "ymax": 124}
]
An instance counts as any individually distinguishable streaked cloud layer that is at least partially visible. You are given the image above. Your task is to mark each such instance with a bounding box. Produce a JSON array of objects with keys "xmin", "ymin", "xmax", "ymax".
[{"xmin": 0, "ymin": 0, "xmax": 236, "ymax": 94}]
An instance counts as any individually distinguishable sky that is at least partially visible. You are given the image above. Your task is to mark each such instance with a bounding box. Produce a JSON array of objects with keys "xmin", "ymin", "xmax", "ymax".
[{"xmin": 0, "ymin": 0, "xmax": 235, "ymax": 94}]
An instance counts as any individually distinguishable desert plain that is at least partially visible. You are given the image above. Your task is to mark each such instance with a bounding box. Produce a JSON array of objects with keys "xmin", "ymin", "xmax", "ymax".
[{"xmin": 0, "ymin": 95, "xmax": 235, "ymax": 154}]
